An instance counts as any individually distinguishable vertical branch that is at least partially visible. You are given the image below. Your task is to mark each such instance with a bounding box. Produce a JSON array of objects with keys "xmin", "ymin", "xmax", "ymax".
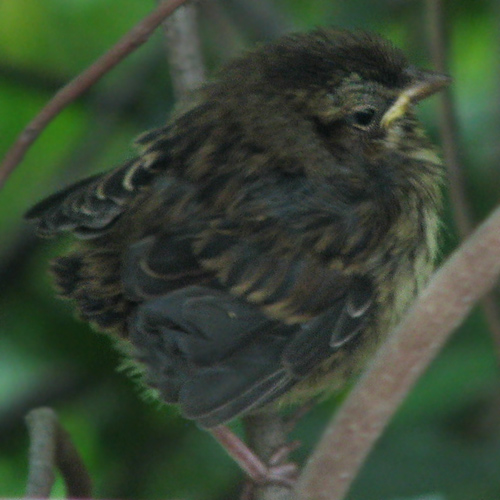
[
  {"xmin": 425, "ymin": 0, "xmax": 500, "ymax": 355},
  {"xmin": 25, "ymin": 407, "xmax": 92, "ymax": 498},
  {"xmin": 244, "ymin": 411, "xmax": 293, "ymax": 500},
  {"xmin": 25, "ymin": 409, "xmax": 56, "ymax": 498},
  {"xmin": 425, "ymin": 0, "xmax": 473, "ymax": 235},
  {"xmin": 159, "ymin": 1, "xmax": 206, "ymax": 99},
  {"xmin": 495, "ymin": 1, "xmax": 500, "ymax": 161}
]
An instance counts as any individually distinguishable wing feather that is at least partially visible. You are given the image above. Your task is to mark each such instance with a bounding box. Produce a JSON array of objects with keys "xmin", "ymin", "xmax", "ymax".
[{"xmin": 25, "ymin": 127, "xmax": 170, "ymax": 238}]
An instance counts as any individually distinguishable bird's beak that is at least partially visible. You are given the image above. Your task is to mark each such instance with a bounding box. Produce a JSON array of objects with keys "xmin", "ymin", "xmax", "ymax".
[{"xmin": 381, "ymin": 68, "xmax": 450, "ymax": 129}]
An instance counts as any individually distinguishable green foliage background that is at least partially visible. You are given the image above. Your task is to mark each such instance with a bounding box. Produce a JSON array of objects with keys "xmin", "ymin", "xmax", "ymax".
[{"xmin": 1, "ymin": 1, "xmax": 499, "ymax": 499}]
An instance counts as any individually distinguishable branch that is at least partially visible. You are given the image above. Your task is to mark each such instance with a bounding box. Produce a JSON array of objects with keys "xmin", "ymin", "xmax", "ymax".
[
  {"xmin": 425, "ymin": 0, "xmax": 500, "ymax": 356},
  {"xmin": 295, "ymin": 204, "xmax": 500, "ymax": 500},
  {"xmin": 0, "ymin": 0, "xmax": 189, "ymax": 191},
  {"xmin": 426, "ymin": 0, "xmax": 473, "ymax": 236},
  {"xmin": 244, "ymin": 412, "xmax": 294, "ymax": 500},
  {"xmin": 25, "ymin": 407, "xmax": 92, "ymax": 498},
  {"xmin": 160, "ymin": 1, "xmax": 206, "ymax": 99}
]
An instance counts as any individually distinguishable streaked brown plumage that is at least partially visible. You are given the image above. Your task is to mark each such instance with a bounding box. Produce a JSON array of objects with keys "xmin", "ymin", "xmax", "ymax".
[{"xmin": 26, "ymin": 29, "xmax": 448, "ymax": 428}]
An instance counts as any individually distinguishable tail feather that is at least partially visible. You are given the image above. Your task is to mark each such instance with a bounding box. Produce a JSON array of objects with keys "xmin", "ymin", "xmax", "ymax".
[{"xmin": 51, "ymin": 250, "xmax": 130, "ymax": 336}]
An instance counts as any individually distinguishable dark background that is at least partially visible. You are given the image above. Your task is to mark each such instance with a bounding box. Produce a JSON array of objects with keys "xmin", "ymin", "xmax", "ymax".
[{"xmin": 1, "ymin": 1, "xmax": 499, "ymax": 499}]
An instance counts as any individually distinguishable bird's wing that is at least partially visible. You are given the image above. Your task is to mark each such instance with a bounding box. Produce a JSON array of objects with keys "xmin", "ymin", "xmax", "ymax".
[
  {"xmin": 125, "ymin": 219, "xmax": 373, "ymax": 427},
  {"xmin": 25, "ymin": 125, "xmax": 172, "ymax": 238},
  {"xmin": 129, "ymin": 278, "xmax": 372, "ymax": 428},
  {"xmin": 25, "ymin": 100, "xmax": 219, "ymax": 238}
]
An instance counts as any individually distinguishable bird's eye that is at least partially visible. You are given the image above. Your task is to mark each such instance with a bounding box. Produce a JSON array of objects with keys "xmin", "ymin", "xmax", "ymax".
[{"xmin": 349, "ymin": 108, "xmax": 377, "ymax": 129}]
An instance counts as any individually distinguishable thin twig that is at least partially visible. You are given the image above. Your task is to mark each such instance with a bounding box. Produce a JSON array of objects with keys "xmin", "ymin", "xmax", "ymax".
[
  {"xmin": 25, "ymin": 407, "xmax": 92, "ymax": 498},
  {"xmin": 426, "ymin": 0, "xmax": 473, "ymax": 235},
  {"xmin": 295, "ymin": 204, "xmax": 500, "ymax": 500},
  {"xmin": 426, "ymin": 0, "xmax": 500, "ymax": 356},
  {"xmin": 0, "ymin": 0, "xmax": 188, "ymax": 190}
]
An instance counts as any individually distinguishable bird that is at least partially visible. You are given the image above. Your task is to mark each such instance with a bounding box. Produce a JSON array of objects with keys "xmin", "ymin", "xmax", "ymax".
[{"xmin": 26, "ymin": 28, "xmax": 448, "ymax": 431}]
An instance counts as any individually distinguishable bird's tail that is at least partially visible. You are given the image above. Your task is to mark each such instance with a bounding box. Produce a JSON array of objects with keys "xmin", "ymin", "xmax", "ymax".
[{"xmin": 51, "ymin": 249, "xmax": 131, "ymax": 336}]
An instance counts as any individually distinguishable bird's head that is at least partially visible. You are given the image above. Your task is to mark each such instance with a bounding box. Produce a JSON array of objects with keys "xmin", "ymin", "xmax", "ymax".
[
  {"xmin": 264, "ymin": 30, "xmax": 448, "ymax": 155},
  {"xmin": 220, "ymin": 29, "xmax": 449, "ymax": 176}
]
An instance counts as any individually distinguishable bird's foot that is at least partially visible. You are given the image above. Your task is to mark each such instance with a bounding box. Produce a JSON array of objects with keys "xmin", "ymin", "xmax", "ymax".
[
  {"xmin": 239, "ymin": 448, "xmax": 298, "ymax": 500},
  {"xmin": 211, "ymin": 426, "xmax": 299, "ymax": 489}
]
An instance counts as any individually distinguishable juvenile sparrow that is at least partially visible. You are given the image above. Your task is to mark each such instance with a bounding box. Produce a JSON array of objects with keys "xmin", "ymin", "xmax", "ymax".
[{"xmin": 26, "ymin": 28, "xmax": 448, "ymax": 430}]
